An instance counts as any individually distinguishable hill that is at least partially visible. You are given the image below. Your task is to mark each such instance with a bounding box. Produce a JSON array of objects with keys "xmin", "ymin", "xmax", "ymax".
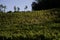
[{"xmin": 0, "ymin": 8, "xmax": 60, "ymax": 40}]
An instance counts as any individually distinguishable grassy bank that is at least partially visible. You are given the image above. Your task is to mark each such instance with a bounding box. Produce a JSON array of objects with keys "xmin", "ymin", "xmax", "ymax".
[{"xmin": 0, "ymin": 8, "xmax": 60, "ymax": 40}]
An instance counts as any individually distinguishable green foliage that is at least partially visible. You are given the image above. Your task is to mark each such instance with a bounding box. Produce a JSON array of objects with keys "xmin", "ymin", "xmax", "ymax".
[{"xmin": 0, "ymin": 8, "xmax": 60, "ymax": 40}]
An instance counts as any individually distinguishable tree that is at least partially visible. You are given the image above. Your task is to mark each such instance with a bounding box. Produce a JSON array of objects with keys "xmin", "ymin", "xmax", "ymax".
[
  {"xmin": 31, "ymin": 2, "xmax": 38, "ymax": 11},
  {"xmin": 0, "ymin": 4, "xmax": 6, "ymax": 12},
  {"xmin": 7, "ymin": 11, "xmax": 12, "ymax": 13},
  {"xmin": 0, "ymin": 4, "xmax": 3, "ymax": 12},
  {"xmin": 32, "ymin": 0, "xmax": 60, "ymax": 10},
  {"xmin": 3, "ymin": 6, "xmax": 6, "ymax": 12},
  {"xmin": 24, "ymin": 6, "xmax": 28, "ymax": 10},
  {"xmin": 14, "ymin": 6, "xmax": 16, "ymax": 12},
  {"xmin": 17, "ymin": 7, "xmax": 20, "ymax": 12}
]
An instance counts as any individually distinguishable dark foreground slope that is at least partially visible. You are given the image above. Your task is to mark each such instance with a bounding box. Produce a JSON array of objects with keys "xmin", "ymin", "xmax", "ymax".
[{"xmin": 0, "ymin": 8, "xmax": 60, "ymax": 40}]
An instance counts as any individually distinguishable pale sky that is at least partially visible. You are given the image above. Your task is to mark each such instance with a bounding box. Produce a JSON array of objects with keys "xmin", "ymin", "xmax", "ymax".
[{"xmin": 0, "ymin": 0, "xmax": 35, "ymax": 12}]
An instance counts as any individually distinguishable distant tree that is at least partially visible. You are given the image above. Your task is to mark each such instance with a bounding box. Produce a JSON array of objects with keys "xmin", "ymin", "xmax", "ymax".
[
  {"xmin": 32, "ymin": 0, "xmax": 60, "ymax": 10},
  {"xmin": 24, "ymin": 6, "xmax": 28, "ymax": 10},
  {"xmin": 7, "ymin": 11, "xmax": 12, "ymax": 13},
  {"xmin": 0, "ymin": 4, "xmax": 3, "ymax": 12},
  {"xmin": 14, "ymin": 6, "xmax": 16, "ymax": 12},
  {"xmin": 31, "ymin": 2, "xmax": 38, "ymax": 11},
  {"xmin": 0, "ymin": 4, "xmax": 6, "ymax": 13},
  {"xmin": 17, "ymin": 7, "xmax": 20, "ymax": 12},
  {"xmin": 3, "ymin": 6, "xmax": 6, "ymax": 12}
]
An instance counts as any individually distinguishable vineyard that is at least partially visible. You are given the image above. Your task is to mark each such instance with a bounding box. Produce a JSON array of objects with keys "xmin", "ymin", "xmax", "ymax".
[{"xmin": 0, "ymin": 8, "xmax": 60, "ymax": 40}]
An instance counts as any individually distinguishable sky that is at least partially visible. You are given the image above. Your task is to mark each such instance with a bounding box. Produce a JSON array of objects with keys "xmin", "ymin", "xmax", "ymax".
[{"xmin": 0, "ymin": 0, "xmax": 35, "ymax": 12}]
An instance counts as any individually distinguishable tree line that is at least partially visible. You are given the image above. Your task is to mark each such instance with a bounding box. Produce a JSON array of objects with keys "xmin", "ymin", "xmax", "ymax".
[
  {"xmin": 32, "ymin": 0, "xmax": 60, "ymax": 10},
  {"xmin": 0, "ymin": 4, "xmax": 28, "ymax": 13},
  {"xmin": 1, "ymin": 0, "xmax": 60, "ymax": 12}
]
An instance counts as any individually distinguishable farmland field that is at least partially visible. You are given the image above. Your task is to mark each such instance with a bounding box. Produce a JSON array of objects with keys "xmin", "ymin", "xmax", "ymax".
[{"xmin": 0, "ymin": 8, "xmax": 60, "ymax": 40}]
